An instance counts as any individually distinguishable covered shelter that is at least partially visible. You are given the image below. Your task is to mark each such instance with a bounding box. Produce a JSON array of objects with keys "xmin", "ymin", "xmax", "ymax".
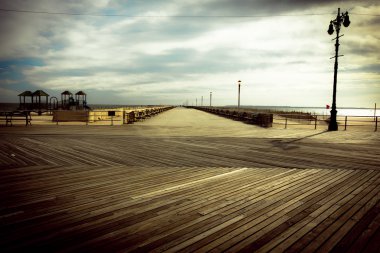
[
  {"xmin": 61, "ymin": 90, "xmax": 73, "ymax": 110},
  {"xmin": 32, "ymin": 90, "xmax": 49, "ymax": 115},
  {"xmin": 18, "ymin": 91, "xmax": 33, "ymax": 110},
  {"xmin": 75, "ymin": 91, "xmax": 87, "ymax": 109}
]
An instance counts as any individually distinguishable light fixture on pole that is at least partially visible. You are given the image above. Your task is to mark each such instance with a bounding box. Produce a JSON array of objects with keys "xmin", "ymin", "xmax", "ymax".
[
  {"xmin": 238, "ymin": 80, "xmax": 242, "ymax": 109},
  {"xmin": 327, "ymin": 8, "xmax": 350, "ymax": 131}
]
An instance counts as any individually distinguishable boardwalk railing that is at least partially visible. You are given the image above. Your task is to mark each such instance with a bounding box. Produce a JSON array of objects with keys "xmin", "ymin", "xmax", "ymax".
[
  {"xmin": 188, "ymin": 106, "xmax": 273, "ymax": 127},
  {"xmin": 88, "ymin": 107, "xmax": 173, "ymax": 125},
  {"xmin": 1, "ymin": 106, "xmax": 174, "ymax": 126},
  {"xmin": 275, "ymin": 114, "xmax": 378, "ymax": 131},
  {"xmin": 62, "ymin": 106, "xmax": 174, "ymax": 125},
  {"xmin": 186, "ymin": 106, "xmax": 378, "ymax": 131}
]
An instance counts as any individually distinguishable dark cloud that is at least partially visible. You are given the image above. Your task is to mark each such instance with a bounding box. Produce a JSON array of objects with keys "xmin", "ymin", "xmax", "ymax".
[
  {"xmin": 106, "ymin": 0, "xmax": 173, "ymax": 15},
  {"xmin": 0, "ymin": 0, "xmax": 103, "ymax": 13},
  {"xmin": 367, "ymin": 16, "xmax": 380, "ymax": 26},
  {"xmin": 349, "ymin": 64, "xmax": 380, "ymax": 74},
  {"xmin": 345, "ymin": 39, "xmax": 380, "ymax": 56},
  {"xmin": 123, "ymin": 18, "xmax": 219, "ymax": 42},
  {"xmin": 353, "ymin": 15, "xmax": 380, "ymax": 28},
  {"xmin": 121, "ymin": 48, "xmax": 268, "ymax": 76},
  {"xmin": 0, "ymin": 1, "xmax": 92, "ymax": 59},
  {"xmin": 180, "ymin": 0, "xmax": 336, "ymax": 16}
]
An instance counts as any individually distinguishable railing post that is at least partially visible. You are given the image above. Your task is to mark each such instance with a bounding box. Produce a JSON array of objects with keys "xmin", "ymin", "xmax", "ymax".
[
  {"xmin": 376, "ymin": 116, "xmax": 378, "ymax": 132},
  {"xmin": 314, "ymin": 116, "xmax": 317, "ymax": 130},
  {"xmin": 285, "ymin": 117, "xmax": 288, "ymax": 129},
  {"xmin": 344, "ymin": 116, "xmax": 347, "ymax": 131}
]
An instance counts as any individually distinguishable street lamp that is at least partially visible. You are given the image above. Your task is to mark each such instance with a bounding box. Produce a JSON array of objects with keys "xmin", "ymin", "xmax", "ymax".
[
  {"xmin": 327, "ymin": 8, "xmax": 350, "ymax": 131},
  {"xmin": 237, "ymin": 80, "xmax": 242, "ymax": 109},
  {"xmin": 210, "ymin": 92, "xmax": 212, "ymax": 107}
]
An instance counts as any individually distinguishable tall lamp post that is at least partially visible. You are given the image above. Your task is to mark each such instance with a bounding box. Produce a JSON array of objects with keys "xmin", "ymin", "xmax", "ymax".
[
  {"xmin": 327, "ymin": 8, "xmax": 350, "ymax": 131},
  {"xmin": 210, "ymin": 92, "xmax": 212, "ymax": 107},
  {"xmin": 237, "ymin": 80, "xmax": 242, "ymax": 109}
]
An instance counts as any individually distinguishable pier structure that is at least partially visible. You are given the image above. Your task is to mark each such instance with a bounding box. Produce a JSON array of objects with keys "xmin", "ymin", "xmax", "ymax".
[{"xmin": 0, "ymin": 107, "xmax": 380, "ymax": 252}]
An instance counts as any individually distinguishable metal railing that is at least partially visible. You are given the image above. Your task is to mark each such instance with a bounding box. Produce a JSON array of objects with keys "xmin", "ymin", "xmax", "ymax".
[
  {"xmin": 88, "ymin": 110, "xmax": 123, "ymax": 125},
  {"xmin": 274, "ymin": 114, "xmax": 378, "ymax": 131}
]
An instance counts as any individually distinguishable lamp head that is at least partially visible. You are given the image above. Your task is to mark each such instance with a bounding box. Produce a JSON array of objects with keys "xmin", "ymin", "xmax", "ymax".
[
  {"xmin": 343, "ymin": 12, "xmax": 350, "ymax": 27},
  {"xmin": 328, "ymin": 21, "xmax": 334, "ymax": 35}
]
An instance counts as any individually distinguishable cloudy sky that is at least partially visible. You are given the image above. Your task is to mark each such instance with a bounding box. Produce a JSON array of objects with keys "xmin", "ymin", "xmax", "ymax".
[{"xmin": 0, "ymin": 0, "xmax": 379, "ymax": 107}]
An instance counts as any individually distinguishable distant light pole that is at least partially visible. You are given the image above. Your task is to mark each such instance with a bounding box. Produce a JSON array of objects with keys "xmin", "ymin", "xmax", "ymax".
[
  {"xmin": 196, "ymin": 98, "xmax": 198, "ymax": 107},
  {"xmin": 327, "ymin": 8, "xmax": 350, "ymax": 131},
  {"xmin": 237, "ymin": 80, "xmax": 241, "ymax": 109},
  {"xmin": 375, "ymin": 103, "xmax": 377, "ymax": 122},
  {"xmin": 201, "ymin": 96, "xmax": 203, "ymax": 106},
  {"xmin": 210, "ymin": 92, "xmax": 212, "ymax": 107}
]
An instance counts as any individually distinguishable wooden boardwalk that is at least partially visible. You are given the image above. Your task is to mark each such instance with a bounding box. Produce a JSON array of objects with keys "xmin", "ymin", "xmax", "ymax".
[{"xmin": 1, "ymin": 107, "xmax": 380, "ymax": 252}]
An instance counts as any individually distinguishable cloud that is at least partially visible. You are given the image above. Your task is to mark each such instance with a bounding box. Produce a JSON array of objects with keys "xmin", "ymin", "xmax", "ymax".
[
  {"xmin": 0, "ymin": 0, "xmax": 379, "ymax": 106},
  {"xmin": 0, "ymin": 0, "xmax": 110, "ymax": 58},
  {"xmin": 0, "ymin": 79, "xmax": 19, "ymax": 85},
  {"xmin": 0, "ymin": 87, "xmax": 19, "ymax": 102}
]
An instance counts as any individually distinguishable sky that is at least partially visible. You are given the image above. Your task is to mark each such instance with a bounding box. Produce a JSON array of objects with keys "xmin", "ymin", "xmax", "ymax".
[{"xmin": 0, "ymin": 0, "xmax": 379, "ymax": 107}]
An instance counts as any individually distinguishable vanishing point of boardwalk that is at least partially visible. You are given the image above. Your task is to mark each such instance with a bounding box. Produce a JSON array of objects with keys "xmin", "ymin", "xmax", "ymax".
[{"xmin": 1, "ymin": 107, "xmax": 380, "ymax": 252}]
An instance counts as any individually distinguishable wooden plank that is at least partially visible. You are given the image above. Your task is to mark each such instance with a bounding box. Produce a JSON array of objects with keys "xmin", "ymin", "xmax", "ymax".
[
  {"xmin": 210, "ymin": 170, "xmax": 359, "ymax": 253},
  {"xmin": 283, "ymin": 170, "xmax": 379, "ymax": 252},
  {"xmin": 315, "ymin": 183, "xmax": 380, "ymax": 252},
  {"xmin": 164, "ymin": 215, "xmax": 245, "ymax": 253},
  {"xmin": 1, "ymin": 107, "xmax": 380, "ymax": 252},
  {"xmin": 299, "ymin": 175, "xmax": 380, "ymax": 253},
  {"xmin": 204, "ymin": 169, "xmax": 365, "ymax": 252},
  {"xmin": 132, "ymin": 169, "xmax": 337, "ymax": 252},
  {"xmin": 332, "ymin": 199, "xmax": 380, "ymax": 252},
  {"xmin": 256, "ymin": 171, "xmax": 379, "ymax": 253}
]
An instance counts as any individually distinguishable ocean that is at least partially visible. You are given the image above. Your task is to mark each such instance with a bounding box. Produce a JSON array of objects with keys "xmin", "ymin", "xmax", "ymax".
[
  {"xmin": 237, "ymin": 106, "xmax": 377, "ymax": 117},
  {"xmin": 0, "ymin": 103, "xmax": 377, "ymax": 117}
]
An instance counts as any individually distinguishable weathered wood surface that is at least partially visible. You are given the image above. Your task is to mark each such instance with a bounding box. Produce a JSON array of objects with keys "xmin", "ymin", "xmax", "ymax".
[{"xmin": 0, "ymin": 107, "xmax": 379, "ymax": 252}]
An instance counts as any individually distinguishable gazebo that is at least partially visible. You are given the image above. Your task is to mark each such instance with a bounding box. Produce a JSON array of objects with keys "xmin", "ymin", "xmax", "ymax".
[
  {"xmin": 32, "ymin": 90, "xmax": 49, "ymax": 115},
  {"xmin": 75, "ymin": 91, "xmax": 87, "ymax": 109},
  {"xmin": 61, "ymin": 90, "xmax": 73, "ymax": 110},
  {"xmin": 18, "ymin": 91, "xmax": 33, "ymax": 110}
]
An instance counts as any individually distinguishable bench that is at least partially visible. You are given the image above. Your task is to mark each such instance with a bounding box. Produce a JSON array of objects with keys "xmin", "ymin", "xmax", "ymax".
[
  {"xmin": 124, "ymin": 111, "xmax": 136, "ymax": 124},
  {"xmin": 52, "ymin": 110, "xmax": 89, "ymax": 124},
  {"xmin": 135, "ymin": 111, "xmax": 145, "ymax": 121},
  {"xmin": 0, "ymin": 111, "xmax": 32, "ymax": 126}
]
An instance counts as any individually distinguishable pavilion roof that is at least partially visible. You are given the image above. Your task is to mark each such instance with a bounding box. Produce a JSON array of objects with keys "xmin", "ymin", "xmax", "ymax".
[
  {"xmin": 32, "ymin": 90, "xmax": 49, "ymax": 96},
  {"xmin": 18, "ymin": 91, "xmax": 33, "ymax": 96},
  {"xmin": 61, "ymin": 90, "xmax": 73, "ymax": 95},
  {"xmin": 75, "ymin": 91, "xmax": 86, "ymax": 95}
]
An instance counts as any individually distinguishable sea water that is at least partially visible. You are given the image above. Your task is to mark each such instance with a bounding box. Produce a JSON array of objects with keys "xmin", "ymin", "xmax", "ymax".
[{"xmin": 225, "ymin": 106, "xmax": 377, "ymax": 117}]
